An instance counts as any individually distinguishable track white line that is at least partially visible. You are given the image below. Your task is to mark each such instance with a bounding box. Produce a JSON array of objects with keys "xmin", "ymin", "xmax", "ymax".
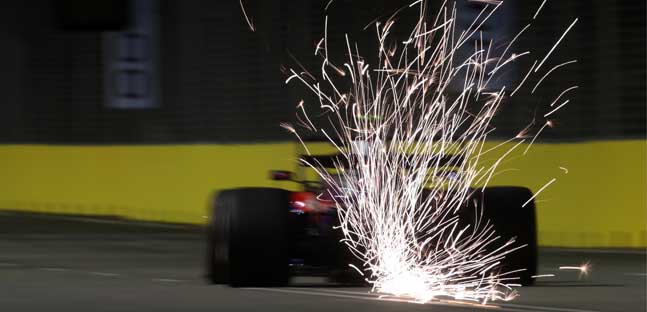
[
  {"xmin": 13, "ymin": 264, "xmax": 191, "ymax": 283},
  {"xmin": 1, "ymin": 259, "xmax": 190, "ymax": 284},
  {"xmin": 39, "ymin": 267, "xmax": 69, "ymax": 272},
  {"xmin": 249, "ymin": 288, "xmax": 505, "ymax": 310},
  {"xmin": 89, "ymin": 272, "xmax": 120, "ymax": 277},
  {"xmin": 248, "ymin": 287, "xmax": 380, "ymax": 301},
  {"xmin": 249, "ymin": 287, "xmax": 602, "ymax": 312},
  {"xmin": 1, "ymin": 212, "xmax": 194, "ymax": 230},
  {"xmin": 296, "ymin": 288, "xmax": 377, "ymax": 297},
  {"xmin": 47, "ymin": 216, "xmax": 194, "ymax": 229},
  {"xmin": 623, "ymin": 273, "xmax": 647, "ymax": 277},
  {"xmin": 151, "ymin": 278, "xmax": 185, "ymax": 283},
  {"xmin": 500, "ymin": 303, "xmax": 601, "ymax": 312},
  {"xmin": 309, "ymin": 288, "xmax": 602, "ymax": 312}
]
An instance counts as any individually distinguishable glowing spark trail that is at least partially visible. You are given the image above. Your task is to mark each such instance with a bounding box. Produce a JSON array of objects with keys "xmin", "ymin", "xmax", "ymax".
[
  {"xmin": 284, "ymin": 0, "xmax": 576, "ymax": 304},
  {"xmin": 550, "ymin": 86, "xmax": 578, "ymax": 107},
  {"xmin": 533, "ymin": 0, "xmax": 547, "ymax": 20},
  {"xmin": 531, "ymin": 60, "xmax": 577, "ymax": 94},
  {"xmin": 280, "ymin": 122, "xmax": 311, "ymax": 155},
  {"xmin": 522, "ymin": 178, "xmax": 557, "ymax": 208},
  {"xmin": 511, "ymin": 61, "xmax": 537, "ymax": 96},
  {"xmin": 531, "ymin": 274, "xmax": 555, "ymax": 278},
  {"xmin": 544, "ymin": 100, "xmax": 570, "ymax": 117},
  {"xmin": 325, "ymin": 0, "xmax": 334, "ymax": 11},
  {"xmin": 239, "ymin": 0, "xmax": 255, "ymax": 32},
  {"xmin": 535, "ymin": 18, "xmax": 578, "ymax": 72},
  {"xmin": 559, "ymin": 262, "xmax": 591, "ymax": 278},
  {"xmin": 524, "ymin": 120, "xmax": 554, "ymax": 155},
  {"xmin": 559, "ymin": 266, "xmax": 583, "ymax": 271}
]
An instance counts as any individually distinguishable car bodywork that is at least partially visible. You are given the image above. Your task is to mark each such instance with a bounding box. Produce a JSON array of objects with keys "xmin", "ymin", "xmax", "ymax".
[{"xmin": 206, "ymin": 151, "xmax": 537, "ymax": 286}]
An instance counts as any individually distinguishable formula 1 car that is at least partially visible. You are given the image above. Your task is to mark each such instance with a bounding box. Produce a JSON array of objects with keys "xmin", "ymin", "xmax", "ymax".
[{"xmin": 205, "ymin": 152, "xmax": 537, "ymax": 287}]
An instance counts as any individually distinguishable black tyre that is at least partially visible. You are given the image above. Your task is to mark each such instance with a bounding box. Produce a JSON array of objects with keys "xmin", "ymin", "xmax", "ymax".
[
  {"xmin": 206, "ymin": 188, "xmax": 290, "ymax": 287},
  {"xmin": 206, "ymin": 191, "xmax": 230, "ymax": 284},
  {"xmin": 470, "ymin": 186, "xmax": 538, "ymax": 286}
]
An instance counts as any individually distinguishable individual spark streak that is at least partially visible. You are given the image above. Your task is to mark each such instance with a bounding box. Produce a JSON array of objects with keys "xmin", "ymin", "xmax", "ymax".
[
  {"xmin": 415, "ymin": 19, "xmax": 455, "ymax": 38},
  {"xmin": 559, "ymin": 262, "xmax": 591, "ymax": 278},
  {"xmin": 486, "ymin": 22, "xmax": 532, "ymax": 85},
  {"xmin": 479, "ymin": 139, "xmax": 527, "ymax": 190},
  {"xmin": 284, "ymin": 0, "xmax": 575, "ymax": 304},
  {"xmin": 477, "ymin": 137, "xmax": 522, "ymax": 158},
  {"xmin": 490, "ymin": 168, "xmax": 521, "ymax": 180},
  {"xmin": 535, "ymin": 18, "xmax": 578, "ymax": 72},
  {"xmin": 348, "ymin": 263, "xmax": 365, "ymax": 276},
  {"xmin": 511, "ymin": 60, "xmax": 537, "ymax": 96},
  {"xmin": 408, "ymin": 0, "xmax": 422, "ymax": 8},
  {"xmin": 532, "ymin": 0, "xmax": 547, "ymax": 20},
  {"xmin": 531, "ymin": 60, "xmax": 577, "ymax": 93},
  {"xmin": 531, "ymin": 274, "xmax": 554, "ymax": 278},
  {"xmin": 544, "ymin": 100, "xmax": 569, "ymax": 117},
  {"xmin": 238, "ymin": 0, "xmax": 255, "ymax": 32},
  {"xmin": 488, "ymin": 52, "xmax": 531, "ymax": 76},
  {"xmin": 325, "ymin": 0, "xmax": 334, "ymax": 11},
  {"xmin": 288, "ymin": 51, "xmax": 317, "ymax": 81},
  {"xmin": 522, "ymin": 178, "xmax": 556, "ymax": 207},
  {"xmin": 559, "ymin": 266, "xmax": 581, "ymax": 271},
  {"xmin": 516, "ymin": 117, "xmax": 537, "ymax": 139},
  {"xmin": 469, "ymin": 0, "xmax": 503, "ymax": 5},
  {"xmin": 524, "ymin": 120, "xmax": 554, "ymax": 155},
  {"xmin": 296, "ymin": 100, "xmax": 316, "ymax": 131},
  {"xmin": 550, "ymin": 86, "xmax": 578, "ymax": 107},
  {"xmin": 280, "ymin": 123, "xmax": 311, "ymax": 155},
  {"xmin": 329, "ymin": 63, "xmax": 347, "ymax": 77},
  {"xmin": 559, "ymin": 166, "xmax": 568, "ymax": 174},
  {"xmin": 315, "ymin": 38, "xmax": 325, "ymax": 55}
]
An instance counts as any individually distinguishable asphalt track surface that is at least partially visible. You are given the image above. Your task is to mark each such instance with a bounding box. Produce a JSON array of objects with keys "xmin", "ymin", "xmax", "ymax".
[{"xmin": 0, "ymin": 212, "xmax": 644, "ymax": 312}]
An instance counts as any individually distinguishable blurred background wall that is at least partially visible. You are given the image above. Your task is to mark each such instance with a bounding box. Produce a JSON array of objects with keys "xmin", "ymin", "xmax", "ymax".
[{"xmin": 0, "ymin": 0, "xmax": 644, "ymax": 247}]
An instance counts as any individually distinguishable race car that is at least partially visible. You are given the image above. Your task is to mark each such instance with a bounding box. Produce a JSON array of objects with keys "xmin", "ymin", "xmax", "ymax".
[{"xmin": 205, "ymin": 152, "xmax": 537, "ymax": 287}]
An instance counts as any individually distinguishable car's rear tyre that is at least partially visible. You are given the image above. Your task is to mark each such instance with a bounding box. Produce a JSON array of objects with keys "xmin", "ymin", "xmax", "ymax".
[
  {"xmin": 470, "ymin": 186, "xmax": 538, "ymax": 286},
  {"xmin": 206, "ymin": 191, "xmax": 230, "ymax": 284},
  {"xmin": 206, "ymin": 188, "xmax": 289, "ymax": 287}
]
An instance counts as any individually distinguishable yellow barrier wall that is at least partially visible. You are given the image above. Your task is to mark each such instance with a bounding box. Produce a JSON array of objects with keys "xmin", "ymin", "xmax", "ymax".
[
  {"xmin": 0, "ymin": 140, "xmax": 644, "ymax": 247},
  {"xmin": 478, "ymin": 140, "xmax": 646, "ymax": 248},
  {"xmin": 0, "ymin": 144, "xmax": 297, "ymax": 224}
]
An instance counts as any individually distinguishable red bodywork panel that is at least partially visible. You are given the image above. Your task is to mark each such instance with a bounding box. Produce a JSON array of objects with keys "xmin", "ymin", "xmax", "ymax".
[{"xmin": 289, "ymin": 192, "xmax": 336, "ymax": 213}]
